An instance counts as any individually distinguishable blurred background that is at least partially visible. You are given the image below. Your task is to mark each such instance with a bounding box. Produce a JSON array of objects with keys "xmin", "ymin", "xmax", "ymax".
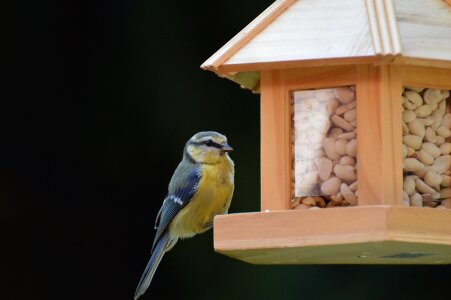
[{"xmin": 4, "ymin": 0, "xmax": 450, "ymax": 299}]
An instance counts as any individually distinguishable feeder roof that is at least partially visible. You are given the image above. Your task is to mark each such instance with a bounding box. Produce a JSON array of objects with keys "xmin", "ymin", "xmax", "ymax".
[{"xmin": 202, "ymin": 0, "xmax": 451, "ymax": 91}]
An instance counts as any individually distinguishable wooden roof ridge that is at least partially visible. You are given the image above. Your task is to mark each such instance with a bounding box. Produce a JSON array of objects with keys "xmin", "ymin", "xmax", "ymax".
[
  {"xmin": 201, "ymin": 0, "xmax": 296, "ymax": 72},
  {"xmin": 365, "ymin": 0, "xmax": 402, "ymax": 57}
]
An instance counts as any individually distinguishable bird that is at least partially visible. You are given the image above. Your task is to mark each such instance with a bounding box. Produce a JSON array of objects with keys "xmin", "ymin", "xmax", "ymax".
[{"xmin": 134, "ymin": 131, "xmax": 235, "ymax": 300}]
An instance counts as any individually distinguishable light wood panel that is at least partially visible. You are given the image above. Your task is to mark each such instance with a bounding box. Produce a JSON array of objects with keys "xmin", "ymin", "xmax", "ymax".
[
  {"xmin": 260, "ymin": 70, "xmax": 291, "ymax": 211},
  {"xmin": 394, "ymin": 56, "xmax": 451, "ymax": 70},
  {"xmin": 225, "ymin": 0, "xmax": 374, "ymax": 66},
  {"xmin": 394, "ymin": 0, "xmax": 451, "ymax": 63},
  {"xmin": 213, "ymin": 206, "xmax": 451, "ymax": 264},
  {"xmin": 381, "ymin": 65, "xmax": 403, "ymax": 205},
  {"xmin": 388, "ymin": 206, "xmax": 451, "ymax": 245},
  {"xmin": 399, "ymin": 65, "xmax": 451, "ymax": 89},
  {"xmin": 354, "ymin": 64, "xmax": 403, "ymax": 206},
  {"xmin": 356, "ymin": 65, "xmax": 383, "ymax": 205},
  {"xmin": 280, "ymin": 65, "xmax": 356, "ymax": 89}
]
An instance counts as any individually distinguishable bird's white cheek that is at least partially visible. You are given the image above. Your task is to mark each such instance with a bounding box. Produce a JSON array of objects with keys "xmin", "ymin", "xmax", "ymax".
[{"xmin": 198, "ymin": 152, "xmax": 206, "ymax": 161}]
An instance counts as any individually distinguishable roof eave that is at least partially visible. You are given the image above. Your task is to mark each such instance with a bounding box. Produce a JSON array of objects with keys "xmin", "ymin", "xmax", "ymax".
[
  {"xmin": 213, "ymin": 55, "xmax": 393, "ymax": 75},
  {"xmin": 200, "ymin": 0, "xmax": 296, "ymax": 72}
]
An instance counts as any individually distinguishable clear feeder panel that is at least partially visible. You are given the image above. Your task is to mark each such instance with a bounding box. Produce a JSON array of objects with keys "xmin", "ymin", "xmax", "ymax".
[
  {"xmin": 292, "ymin": 86, "xmax": 358, "ymax": 209},
  {"xmin": 402, "ymin": 87, "xmax": 451, "ymax": 209}
]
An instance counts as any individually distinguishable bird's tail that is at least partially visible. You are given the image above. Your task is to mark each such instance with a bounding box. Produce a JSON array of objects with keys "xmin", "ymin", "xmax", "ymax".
[{"xmin": 134, "ymin": 231, "xmax": 171, "ymax": 300}]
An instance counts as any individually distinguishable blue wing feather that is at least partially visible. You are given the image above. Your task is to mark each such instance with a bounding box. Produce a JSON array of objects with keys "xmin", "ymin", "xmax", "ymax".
[
  {"xmin": 152, "ymin": 163, "xmax": 200, "ymax": 251},
  {"xmin": 134, "ymin": 161, "xmax": 200, "ymax": 299}
]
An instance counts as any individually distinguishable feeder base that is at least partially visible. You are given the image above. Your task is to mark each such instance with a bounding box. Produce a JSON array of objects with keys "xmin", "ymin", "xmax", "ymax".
[{"xmin": 213, "ymin": 206, "xmax": 451, "ymax": 264}]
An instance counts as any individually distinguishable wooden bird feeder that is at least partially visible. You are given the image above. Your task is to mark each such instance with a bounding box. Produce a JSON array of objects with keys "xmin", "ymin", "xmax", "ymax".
[{"xmin": 202, "ymin": 0, "xmax": 451, "ymax": 264}]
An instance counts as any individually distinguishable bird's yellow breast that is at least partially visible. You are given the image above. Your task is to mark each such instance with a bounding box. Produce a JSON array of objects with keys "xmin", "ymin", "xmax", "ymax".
[{"xmin": 169, "ymin": 157, "xmax": 234, "ymax": 239}]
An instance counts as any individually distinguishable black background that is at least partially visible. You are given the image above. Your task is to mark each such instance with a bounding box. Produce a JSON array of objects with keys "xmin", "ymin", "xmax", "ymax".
[{"xmin": 4, "ymin": 0, "xmax": 450, "ymax": 299}]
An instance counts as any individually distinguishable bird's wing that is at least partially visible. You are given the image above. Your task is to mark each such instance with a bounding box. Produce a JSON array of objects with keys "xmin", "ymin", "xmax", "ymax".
[{"xmin": 152, "ymin": 164, "xmax": 200, "ymax": 251}]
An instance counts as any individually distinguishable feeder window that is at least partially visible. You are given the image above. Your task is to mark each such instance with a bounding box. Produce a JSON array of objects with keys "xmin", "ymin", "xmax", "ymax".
[
  {"xmin": 402, "ymin": 87, "xmax": 451, "ymax": 209},
  {"xmin": 291, "ymin": 86, "xmax": 357, "ymax": 209}
]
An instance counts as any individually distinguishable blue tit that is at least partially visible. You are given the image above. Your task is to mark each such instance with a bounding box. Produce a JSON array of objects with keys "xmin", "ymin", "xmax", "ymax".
[{"xmin": 134, "ymin": 131, "xmax": 235, "ymax": 300}]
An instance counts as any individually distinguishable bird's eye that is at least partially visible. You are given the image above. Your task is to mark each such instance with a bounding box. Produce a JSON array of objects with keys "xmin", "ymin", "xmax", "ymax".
[{"xmin": 205, "ymin": 140, "xmax": 214, "ymax": 147}]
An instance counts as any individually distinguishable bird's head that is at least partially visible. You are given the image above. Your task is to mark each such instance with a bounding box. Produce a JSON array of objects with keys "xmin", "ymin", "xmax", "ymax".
[{"xmin": 184, "ymin": 131, "xmax": 233, "ymax": 164}]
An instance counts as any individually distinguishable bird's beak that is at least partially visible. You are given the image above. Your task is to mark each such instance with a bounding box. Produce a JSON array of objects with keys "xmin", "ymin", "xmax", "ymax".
[{"xmin": 222, "ymin": 143, "xmax": 233, "ymax": 152}]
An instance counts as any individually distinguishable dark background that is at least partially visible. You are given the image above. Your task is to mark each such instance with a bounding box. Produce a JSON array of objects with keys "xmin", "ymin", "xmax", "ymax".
[{"xmin": 4, "ymin": 0, "xmax": 450, "ymax": 299}]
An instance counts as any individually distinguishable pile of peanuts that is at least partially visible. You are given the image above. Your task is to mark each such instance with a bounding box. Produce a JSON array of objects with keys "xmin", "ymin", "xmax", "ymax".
[
  {"xmin": 402, "ymin": 87, "xmax": 451, "ymax": 209},
  {"xmin": 291, "ymin": 86, "xmax": 358, "ymax": 209}
]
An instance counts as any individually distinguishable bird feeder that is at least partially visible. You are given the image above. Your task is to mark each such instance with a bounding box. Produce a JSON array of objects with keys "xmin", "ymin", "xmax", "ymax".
[{"xmin": 202, "ymin": 0, "xmax": 451, "ymax": 264}]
